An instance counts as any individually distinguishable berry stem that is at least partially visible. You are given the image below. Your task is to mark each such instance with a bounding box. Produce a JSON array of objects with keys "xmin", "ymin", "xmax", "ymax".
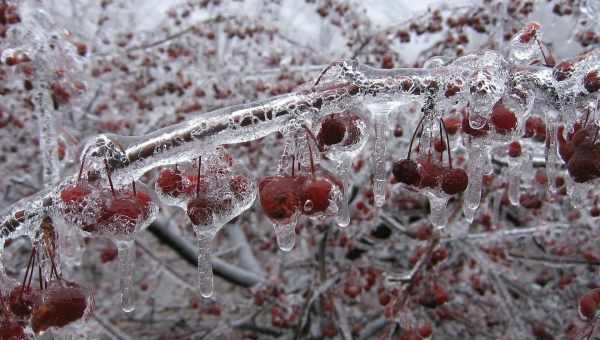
[
  {"xmin": 438, "ymin": 119, "xmax": 444, "ymax": 163},
  {"xmin": 306, "ymin": 135, "xmax": 316, "ymax": 175},
  {"xmin": 407, "ymin": 114, "xmax": 427, "ymax": 160},
  {"xmin": 291, "ymin": 155, "xmax": 295, "ymax": 177},
  {"xmin": 302, "ymin": 124, "xmax": 325, "ymax": 152},
  {"xmin": 441, "ymin": 118, "xmax": 453, "ymax": 168},
  {"xmin": 77, "ymin": 153, "xmax": 87, "ymax": 182},
  {"xmin": 19, "ymin": 247, "xmax": 36, "ymax": 301},
  {"xmin": 196, "ymin": 156, "xmax": 202, "ymax": 198},
  {"xmin": 132, "ymin": 180, "xmax": 137, "ymax": 197},
  {"xmin": 535, "ymin": 38, "xmax": 552, "ymax": 66},
  {"xmin": 104, "ymin": 159, "xmax": 116, "ymax": 198}
]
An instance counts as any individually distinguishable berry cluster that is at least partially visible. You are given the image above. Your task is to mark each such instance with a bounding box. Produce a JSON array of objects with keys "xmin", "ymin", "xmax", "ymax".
[
  {"xmin": 393, "ymin": 116, "xmax": 469, "ymax": 196},
  {"xmin": 1, "ymin": 221, "xmax": 90, "ymax": 337}
]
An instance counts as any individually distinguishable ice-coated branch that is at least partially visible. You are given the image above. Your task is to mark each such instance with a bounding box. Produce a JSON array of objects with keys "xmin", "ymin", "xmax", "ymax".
[{"xmin": 0, "ymin": 51, "xmax": 598, "ymax": 243}]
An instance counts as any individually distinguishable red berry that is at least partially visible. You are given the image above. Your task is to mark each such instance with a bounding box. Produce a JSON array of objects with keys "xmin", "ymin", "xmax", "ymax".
[
  {"xmin": 100, "ymin": 242, "xmax": 118, "ymax": 263},
  {"xmin": 318, "ymin": 114, "xmax": 346, "ymax": 146},
  {"xmin": 90, "ymin": 189, "xmax": 152, "ymax": 235},
  {"xmin": 156, "ymin": 168, "xmax": 183, "ymax": 198},
  {"xmin": 259, "ymin": 176, "xmax": 303, "ymax": 224},
  {"xmin": 461, "ymin": 114, "xmax": 489, "ymax": 137},
  {"xmin": 229, "ymin": 175, "xmax": 251, "ymax": 199},
  {"xmin": 60, "ymin": 183, "xmax": 92, "ymax": 207},
  {"xmin": 553, "ymin": 61, "xmax": 574, "ymax": 81},
  {"xmin": 393, "ymin": 159, "xmax": 421, "ymax": 186},
  {"xmin": 567, "ymin": 148, "xmax": 600, "ymax": 183},
  {"xmin": 301, "ymin": 178, "xmax": 332, "ymax": 215},
  {"xmin": 508, "ymin": 141, "xmax": 522, "ymax": 158},
  {"xmin": 443, "ymin": 116, "xmax": 461, "ymax": 135},
  {"xmin": 0, "ymin": 320, "xmax": 25, "ymax": 339},
  {"xmin": 187, "ymin": 196, "xmax": 214, "ymax": 226},
  {"xmin": 490, "ymin": 103, "xmax": 517, "ymax": 134},
  {"xmin": 524, "ymin": 116, "xmax": 546, "ymax": 142},
  {"xmin": 579, "ymin": 288, "xmax": 600, "ymax": 321},
  {"xmin": 418, "ymin": 324, "xmax": 433, "ymax": 338},
  {"xmin": 8, "ymin": 285, "xmax": 41, "ymax": 319},
  {"xmin": 344, "ymin": 284, "xmax": 362, "ymax": 299},
  {"xmin": 419, "ymin": 159, "xmax": 443, "ymax": 189},
  {"xmin": 518, "ymin": 22, "xmax": 541, "ymax": 44},
  {"xmin": 441, "ymin": 168, "xmax": 468, "ymax": 195},
  {"xmin": 584, "ymin": 69, "xmax": 600, "ymax": 93},
  {"xmin": 31, "ymin": 283, "xmax": 87, "ymax": 334}
]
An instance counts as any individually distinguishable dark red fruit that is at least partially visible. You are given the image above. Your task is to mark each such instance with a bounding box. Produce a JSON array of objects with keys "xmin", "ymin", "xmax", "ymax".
[
  {"xmin": 392, "ymin": 159, "xmax": 420, "ymax": 186},
  {"xmin": 461, "ymin": 114, "xmax": 489, "ymax": 138},
  {"xmin": 553, "ymin": 61, "xmax": 574, "ymax": 81},
  {"xmin": 318, "ymin": 114, "xmax": 346, "ymax": 146},
  {"xmin": 518, "ymin": 22, "xmax": 540, "ymax": 44},
  {"xmin": 419, "ymin": 159, "xmax": 443, "ymax": 188},
  {"xmin": 584, "ymin": 69, "xmax": 600, "ymax": 93},
  {"xmin": 156, "ymin": 168, "xmax": 183, "ymax": 197},
  {"xmin": 8, "ymin": 285, "xmax": 41, "ymax": 319},
  {"xmin": 31, "ymin": 284, "xmax": 87, "ymax": 334},
  {"xmin": 259, "ymin": 176, "xmax": 303, "ymax": 223},
  {"xmin": 89, "ymin": 189, "xmax": 152, "ymax": 235},
  {"xmin": 508, "ymin": 141, "xmax": 522, "ymax": 158},
  {"xmin": 441, "ymin": 168, "xmax": 468, "ymax": 195},
  {"xmin": 229, "ymin": 175, "xmax": 251, "ymax": 199},
  {"xmin": 187, "ymin": 197, "xmax": 214, "ymax": 226},
  {"xmin": 579, "ymin": 288, "xmax": 600, "ymax": 321},
  {"xmin": 557, "ymin": 126, "xmax": 574, "ymax": 162},
  {"xmin": 301, "ymin": 178, "xmax": 332, "ymax": 215},
  {"xmin": 524, "ymin": 116, "xmax": 546, "ymax": 142},
  {"xmin": 0, "ymin": 319, "xmax": 25, "ymax": 340},
  {"xmin": 567, "ymin": 149, "xmax": 600, "ymax": 183},
  {"xmin": 60, "ymin": 183, "xmax": 92, "ymax": 213},
  {"xmin": 490, "ymin": 103, "xmax": 517, "ymax": 134}
]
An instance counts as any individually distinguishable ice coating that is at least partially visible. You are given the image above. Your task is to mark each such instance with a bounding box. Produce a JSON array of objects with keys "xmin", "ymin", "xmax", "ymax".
[{"xmin": 176, "ymin": 150, "xmax": 258, "ymax": 297}]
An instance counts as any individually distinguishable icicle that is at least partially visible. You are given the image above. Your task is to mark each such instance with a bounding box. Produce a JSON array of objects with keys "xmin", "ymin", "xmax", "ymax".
[
  {"xmin": 567, "ymin": 179, "xmax": 588, "ymax": 208},
  {"xmin": 273, "ymin": 220, "xmax": 296, "ymax": 252},
  {"xmin": 507, "ymin": 159, "xmax": 522, "ymax": 205},
  {"xmin": 335, "ymin": 155, "xmax": 352, "ymax": 228},
  {"xmin": 116, "ymin": 239, "xmax": 136, "ymax": 312},
  {"xmin": 56, "ymin": 217, "xmax": 84, "ymax": 267},
  {"xmin": 34, "ymin": 82, "xmax": 61, "ymax": 187},
  {"xmin": 464, "ymin": 142, "xmax": 484, "ymax": 223},
  {"xmin": 370, "ymin": 103, "xmax": 393, "ymax": 207},
  {"xmin": 544, "ymin": 110, "xmax": 560, "ymax": 194},
  {"xmin": 195, "ymin": 231, "xmax": 214, "ymax": 298},
  {"xmin": 427, "ymin": 193, "xmax": 449, "ymax": 229}
]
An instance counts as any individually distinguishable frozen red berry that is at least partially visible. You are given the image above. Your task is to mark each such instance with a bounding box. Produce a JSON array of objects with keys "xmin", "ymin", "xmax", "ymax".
[
  {"xmin": 31, "ymin": 283, "xmax": 88, "ymax": 334},
  {"xmin": 441, "ymin": 168, "xmax": 468, "ymax": 195},
  {"xmin": 318, "ymin": 114, "xmax": 346, "ymax": 146},
  {"xmin": 490, "ymin": 102, "xmax": 517, "ymax": 134},
  {"xmin": 392, "ymin": 159, "xmax": 421, "ymax": 186},
  {"xmin": 259, "ymin": 176, "xmax": 303, "ymax": 224},
  {"xmin": 508, "ymin": 141, "xmax": 522, "ymax": 158}
]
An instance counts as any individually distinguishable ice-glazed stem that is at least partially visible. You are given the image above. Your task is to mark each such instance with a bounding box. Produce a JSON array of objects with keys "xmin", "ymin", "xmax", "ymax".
[
  {"xmin": 116, "ymin": 239, "xmax": 136, "ymax": 312},
  {"xmin": 371, "ymin": 103, "xmax": 392, "ymax": 207},
  {"xmin": 335, "ymin": 155, "xmax": 352, "ymax": 228},
  {"xmin": 196, "ymin": 232, "xmax": 214, "ymax": 298},
  {"xmin": 273, "ymin": 221, "xmax": 296, "ymax": 252},
  {"xmin": 0, "ymin": 58, "xmax": 595, "ymax": 243}
]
